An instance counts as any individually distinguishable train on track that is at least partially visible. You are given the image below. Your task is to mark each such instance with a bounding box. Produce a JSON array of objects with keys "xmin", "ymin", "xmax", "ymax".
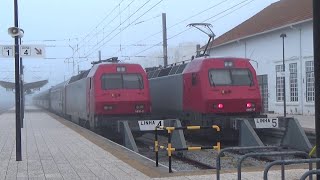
[
  {"xmin": 33, "ymin": 58, "xmax": 151, "ymax": 130},
  {"xmin": 145, "ymin": 57, "xmax": 263, "ymax": 137},
  {"xmin": 34, "ymin": 56, "xmax": 263, "ymax": 141}
]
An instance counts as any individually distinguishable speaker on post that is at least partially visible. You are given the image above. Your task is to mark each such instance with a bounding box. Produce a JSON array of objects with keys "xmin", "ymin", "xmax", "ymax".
[{"xmin": 8, "ymin": 27, "xmax": 24, "ymax": 38}]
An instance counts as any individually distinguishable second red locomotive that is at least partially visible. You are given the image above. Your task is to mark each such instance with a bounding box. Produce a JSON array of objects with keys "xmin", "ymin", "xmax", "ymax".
[{"xmin": 146, "ymin": 57, "xmax": 262, "ymax": 131}]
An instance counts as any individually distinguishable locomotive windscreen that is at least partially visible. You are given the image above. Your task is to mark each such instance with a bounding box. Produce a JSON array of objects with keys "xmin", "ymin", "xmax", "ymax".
[
  {"xmin": 101, "ymin": 73, "xmax": 144, "ymax": 89},
  {"xmin": 209, "ymin": 69, "xmax": 253, "ymax": 86}
]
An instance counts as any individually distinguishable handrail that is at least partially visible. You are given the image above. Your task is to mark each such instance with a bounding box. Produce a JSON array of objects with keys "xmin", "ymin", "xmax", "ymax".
[
  {"xmin": 237, "ymin": 151, "xmax": 310, "ymax": 180},
  {"xmin": 264, "ymin": 158, "xmax": 320, "ymax": 180},
  {"xmin": 216, "ymin": 146, "xmax": 280, "ymax": 180},
  {"xmin": 300, "ymin": 170, "xmax": 320, "ymax": 180}
]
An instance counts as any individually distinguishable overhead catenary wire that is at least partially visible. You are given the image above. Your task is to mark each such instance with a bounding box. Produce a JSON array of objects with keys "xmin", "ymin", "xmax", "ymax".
[
  {"xmin": 75, "ymin": 0, "xmax": 125, "ymax": 49},
  {"xmin": 75, "ymin": 0, "xmax": 135, "ymax": 53},
  {"xmin": 82, "ymin": 0, "xmax": 164, "ymax": 60},
  {"xmin": 111, "ymin": 0, "xmax": 230, "ymax": 56},
  {"xmin": 80, "ymin": 0, "xmax": 153, "ymax": 58},
  {"xmin": 131, "ymin": 0, "xmax": 254, "ymax": 57},
  {"xmin": 136, "ymin": 0, "xmax": 230, "ymax": 44}
]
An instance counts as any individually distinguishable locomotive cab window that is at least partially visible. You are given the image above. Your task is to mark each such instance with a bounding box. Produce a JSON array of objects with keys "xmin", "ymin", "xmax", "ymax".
[
  {"xmin": 101, "ymin": 74, "xmax": 122, "ymax": 89},
  {"xmin": 101, "ymin": 73, "xmax": 144, "ymax": 90},
  {"xmin": 209, "ymin": 69, "xmax": 253, "ymax": 86},
  {"xmin": 123, "ymin": 74, "xmax": 144, "ymax": 89},
  {"xmin": 231, "ymin": 69, "xmax": 253, "ymax": 86}
]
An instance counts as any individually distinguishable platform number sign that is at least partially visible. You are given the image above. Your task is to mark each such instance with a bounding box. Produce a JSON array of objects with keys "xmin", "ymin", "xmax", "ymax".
[
  {"xmin": 21, "ymin": 46, "xmax": 31, "ymax": 56},
  {"xmin": 1, "ymin": 45, "xmax": 45, "ymax": 58},
  {"xmin": 254, "ymin": 118, "xmax": 279, "ymax": 128},
  {"xmin": 2, "ymin": 46, "xmax": 14, "ymax": 57},
  {"xmin": 138, "ymin": 120, "xmax": 164, "ymax": 131}
]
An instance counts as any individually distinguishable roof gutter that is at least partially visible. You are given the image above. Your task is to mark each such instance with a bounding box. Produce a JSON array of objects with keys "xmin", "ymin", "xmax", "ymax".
[{"xmin": 210, "ymin": 18, "xmax": 313, "ymax": 49}]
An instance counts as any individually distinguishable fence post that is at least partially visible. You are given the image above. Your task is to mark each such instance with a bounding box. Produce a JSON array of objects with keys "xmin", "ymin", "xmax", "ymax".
[
  {"xmin": 168, "ymin": 129, "xmax": 173, "ymax": 173},
  {"xmin": 155, "ymin": 126, "xmax": 159, "ymax": 167}
]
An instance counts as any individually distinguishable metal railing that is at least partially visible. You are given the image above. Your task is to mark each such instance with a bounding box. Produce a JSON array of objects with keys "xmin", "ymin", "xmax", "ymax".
[
  {"xmin": 300, "ymin": 170, "xmax": 320, "ymax": 180},
  {"xmin": 216, "ymin": 146, "xmax": 281, "ymax": 180},
  {"xmin": 155, "ymin": 125, "xmax": 220, "ymax": 173},
  {"xmin": 264, "ymin": 158, "xmax": 320, "ymax": 180},
  {"xmin": 237, "ymin": 151, "xmax": 310, "ymax": 180}
]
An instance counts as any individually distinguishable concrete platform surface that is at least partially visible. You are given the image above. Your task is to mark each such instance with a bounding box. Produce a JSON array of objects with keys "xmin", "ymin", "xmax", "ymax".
[{"xmin": 0, "ymin": 109, "xmax": 313, "ymax": 179}]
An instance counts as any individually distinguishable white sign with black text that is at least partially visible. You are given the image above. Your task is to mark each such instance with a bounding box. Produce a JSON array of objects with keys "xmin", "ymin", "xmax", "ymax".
[
  {"xmin": 0, "ymin": 44, "xmax": 45, "ymax": 58},
  {"xmin": 138, "ymin": 120, "xmax": 164, "ymax": 131},
  {"xmin": 254, "ymin": 118, "xmax": 279, "ymax": 128},
  {"xmin": 1, "ymin": 45, "xmax": 14, "ymax": 57}
]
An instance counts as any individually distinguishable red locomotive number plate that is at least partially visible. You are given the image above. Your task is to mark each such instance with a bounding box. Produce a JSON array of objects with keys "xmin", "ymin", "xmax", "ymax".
[{"xmin": 135, "ymin": 109, "xmax": 145, "ymax": 113}]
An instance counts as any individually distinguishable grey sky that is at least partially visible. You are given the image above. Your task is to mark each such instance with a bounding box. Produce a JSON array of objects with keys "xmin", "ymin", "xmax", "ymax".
[{"xmin": 0, "ymin": 0, "xmax": 278, "ymax": 103}]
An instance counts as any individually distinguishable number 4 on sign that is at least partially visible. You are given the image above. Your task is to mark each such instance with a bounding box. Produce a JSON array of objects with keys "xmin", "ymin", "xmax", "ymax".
[
  {"xmin": 24, "ymin": 49, "xmax": 30, "ymax": 55},
  {"xmin": 20, "ymin": 46, "xmax": 31, "ymax": 56}
]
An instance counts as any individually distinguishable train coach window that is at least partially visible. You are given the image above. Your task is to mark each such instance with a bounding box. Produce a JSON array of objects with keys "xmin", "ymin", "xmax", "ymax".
[
  {"xmin": 101, "ymin": 74, "xmax": 122, "ymax": 89},
  {"xmin": 123, "ymin": 74, "xmax": 144, "ymax": 89}
]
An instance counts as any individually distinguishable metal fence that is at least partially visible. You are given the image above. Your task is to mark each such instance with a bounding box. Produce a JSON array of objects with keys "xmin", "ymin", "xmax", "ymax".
[{"xmin": 154, "ymin": 125, "xmax": 220, "ymax": 173}]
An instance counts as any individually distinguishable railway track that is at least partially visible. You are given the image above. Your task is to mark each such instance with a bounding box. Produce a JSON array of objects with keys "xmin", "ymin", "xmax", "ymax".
[{"xmin": 69, "ymin": 120, "xmax": 314, "ymax": 172}]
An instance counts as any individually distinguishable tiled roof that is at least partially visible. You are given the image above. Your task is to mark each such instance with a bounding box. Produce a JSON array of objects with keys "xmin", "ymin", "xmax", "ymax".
[{"xmin": 209, "ymin": 0, "xmax": 312, "ymax": 48}]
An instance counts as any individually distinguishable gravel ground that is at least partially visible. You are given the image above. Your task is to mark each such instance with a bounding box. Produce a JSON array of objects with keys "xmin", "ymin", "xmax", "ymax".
[{"xmin": 135, "ymin": 133, "xmax": 269, "ymax": 172}]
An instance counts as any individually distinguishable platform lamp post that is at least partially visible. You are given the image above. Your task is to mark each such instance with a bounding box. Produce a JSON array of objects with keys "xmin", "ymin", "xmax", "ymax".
[
  {"xmin": 20, "ymin": 38, "xmax": 24, "ymax": 128},
  {"xmin": 8, "ymin": 0, "xmax": 23, "ymax": 161},
  {"xmin": 280, "ymin": 33, "xmax": 287, "ymax": 117}
]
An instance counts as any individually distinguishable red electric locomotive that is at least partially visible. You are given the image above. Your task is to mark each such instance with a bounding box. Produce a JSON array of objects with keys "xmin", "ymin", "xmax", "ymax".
[
  {"xmin": 146, "ymin": 57, "xmax": 262, "ymax": 133},
  {"xmin": 66, "ymin": 60, "xmax": 151, "ymax": 130},
  {"xmin": 34, "ymin": 58, "xmax": 151, "ymax": 130}
]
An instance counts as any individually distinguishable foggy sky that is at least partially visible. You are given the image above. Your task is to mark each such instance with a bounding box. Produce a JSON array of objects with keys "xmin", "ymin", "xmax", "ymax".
[{"xmin": 0, "ymin": 0, "xmax": 278, "ymax": 105}]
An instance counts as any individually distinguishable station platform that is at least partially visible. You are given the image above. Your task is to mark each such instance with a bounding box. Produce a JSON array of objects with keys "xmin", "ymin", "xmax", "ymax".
[{"xmin": 0, "ymin": 106, "xmax": 313, "ymax": 179}]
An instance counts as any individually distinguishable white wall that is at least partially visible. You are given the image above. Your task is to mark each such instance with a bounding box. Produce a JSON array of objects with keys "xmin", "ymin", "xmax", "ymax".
[{"xmin": 208, "ymin": 21, "xmax": 314, "ymax": 115}]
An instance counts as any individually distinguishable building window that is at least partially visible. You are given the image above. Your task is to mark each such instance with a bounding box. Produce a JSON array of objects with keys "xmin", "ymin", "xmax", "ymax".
[
  {"xmin": 289, "ymin": 63, "xmax": 298, "ymax": 102},
  {"xmin": 276, "ymin": 65, "xmax": 284, "ymax": 102},
  {"xmin": 306, "ymin": 61, "xmax": 314, "ymax": 102}
]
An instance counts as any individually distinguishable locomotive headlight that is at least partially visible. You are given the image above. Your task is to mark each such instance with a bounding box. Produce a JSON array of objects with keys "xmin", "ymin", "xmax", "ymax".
[
  {"xmin": 224, "ymin": 61, "xmax": 233, "ymax": 67},
  {"xmin": 116, "ymin": 66, "xmax": 126, "ymax": 72},
  {"xmin": 104, "ymin": 105, "xmax": 113, "ymax": 110}
]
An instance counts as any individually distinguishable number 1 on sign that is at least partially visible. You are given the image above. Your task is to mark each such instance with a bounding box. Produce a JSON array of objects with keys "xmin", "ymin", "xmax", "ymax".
[{"xmin": 7, "ymin": 50, "xmax": 10, "ymax": 56}]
